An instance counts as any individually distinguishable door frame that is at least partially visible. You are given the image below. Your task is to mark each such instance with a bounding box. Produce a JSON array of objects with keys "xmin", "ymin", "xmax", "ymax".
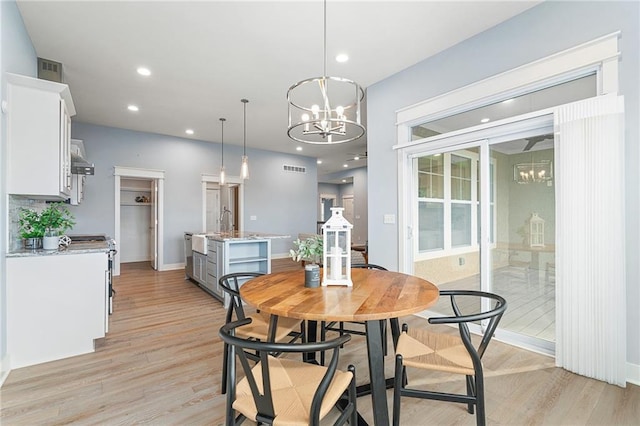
[
  {"xmin": 114, "ymin": 166, "xmax": 165, "ymax": 276},
  {"xmin": 201, "ymin": 174, "xmax": 244, "ymax": 233}
]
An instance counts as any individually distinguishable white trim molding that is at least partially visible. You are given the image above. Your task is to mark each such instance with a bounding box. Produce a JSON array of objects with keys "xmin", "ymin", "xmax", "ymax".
[{"xmin": 396, "ymin": 31, "xmax": 620, "ymax": 129}]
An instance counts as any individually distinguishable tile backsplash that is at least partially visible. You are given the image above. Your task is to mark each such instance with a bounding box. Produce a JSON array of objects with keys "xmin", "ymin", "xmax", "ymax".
[{"xmin": 9, "ymin": 195, "xmax": 47, "ymax": 251}]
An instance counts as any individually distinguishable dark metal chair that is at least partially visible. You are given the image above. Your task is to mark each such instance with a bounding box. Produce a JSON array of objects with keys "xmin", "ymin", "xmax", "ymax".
[
  {"xmin": 320, "ymin": 264, "xmax": 397, "ymax": 365},
  {"xmin": 393, "ymin": 290, "xmax": 507, "ymax": 426},
  {"xmin": 220, "ymin": 318, "xmax": 357, "ymax": 426},
  {"xmin": 219, "ymin": 272, "xmax": 305, "ymax": 394}
]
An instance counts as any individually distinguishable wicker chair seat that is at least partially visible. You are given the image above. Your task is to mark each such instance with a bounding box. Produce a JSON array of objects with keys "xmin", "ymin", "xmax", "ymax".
[
  {"xmin": 234, "ymin": 356, "xmax": 353, "ymax": 425},
  {"xmin": 396, "ymin": 328, "xmax": 474, "ymax": 376},
  {"xmin": 236, "ymin": 312, "xmax": 303, "ymax": 342}
]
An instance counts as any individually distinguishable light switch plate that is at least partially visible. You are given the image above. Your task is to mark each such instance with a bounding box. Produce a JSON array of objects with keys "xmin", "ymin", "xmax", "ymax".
[
  {"xmin": 250, "ymin": 215, "xmax": 257, "ymax": 221},
  {"xmin": 383, "ymin": 214, "xmax": 395, "ymax": 224}
]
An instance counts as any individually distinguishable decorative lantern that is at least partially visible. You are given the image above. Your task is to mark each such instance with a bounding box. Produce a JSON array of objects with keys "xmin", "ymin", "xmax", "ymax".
[
  {"xmin": 529, "ymin": 212, "xmax": 545, "ymax": 248},
  {"xmin": 322, "ymin": 207, "xmax": 353, "ymax": 286}
]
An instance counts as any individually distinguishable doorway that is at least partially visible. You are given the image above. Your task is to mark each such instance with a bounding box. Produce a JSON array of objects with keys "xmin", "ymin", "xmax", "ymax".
[
  {"xmin": 201, "ymin": 174, "xmax": 243, "ymax": 233},
  {"xmin": 114, "ymin": 167, "xmax": 165, "ymax": 276}
]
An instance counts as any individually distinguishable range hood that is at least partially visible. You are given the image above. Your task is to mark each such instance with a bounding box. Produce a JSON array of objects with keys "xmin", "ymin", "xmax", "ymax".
[{"xmin": 71, "ymin": 153, "xmax": 95, "ymax": 175}]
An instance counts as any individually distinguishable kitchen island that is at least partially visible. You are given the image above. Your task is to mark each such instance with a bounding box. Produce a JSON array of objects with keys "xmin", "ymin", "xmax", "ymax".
[
  {"xmin": 6, "ymin": 241, "xmax": 111, "ymax": 369},
  {"xmin": 186, "ymin": 231, "xmax": 289, "ymax": 306}
]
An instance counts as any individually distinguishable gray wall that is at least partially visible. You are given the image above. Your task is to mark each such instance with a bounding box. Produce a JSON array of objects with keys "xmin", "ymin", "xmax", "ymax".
[
  {"xmin": 70, "ymin": 122, "xmax": 318, "ymax": 262},
  {"xmin": 322, "ymin": 167, "xmax": 368, "ymax": 244},
  {"xmin": 0, "ymin": 0, "xmax": 38, "ymax": 378},
  {"xmin": 367, "ymin": 1, "xmax": 639, "ymax": 365}
]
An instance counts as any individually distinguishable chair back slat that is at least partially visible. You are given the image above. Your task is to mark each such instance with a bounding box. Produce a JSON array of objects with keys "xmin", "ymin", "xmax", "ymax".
[
  {"xmin": 219, "ymin": 272, "xmax": 264, "ymax": 321},
  {"xmin": 220, "ymin": 318, "xmax": 353, "ymax": 425}
]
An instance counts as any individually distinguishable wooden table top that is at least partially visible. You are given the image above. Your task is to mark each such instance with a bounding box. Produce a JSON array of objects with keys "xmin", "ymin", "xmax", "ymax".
[{"xmin": 240, "ymin": 268, "xmax": 439, "ymax": 322}]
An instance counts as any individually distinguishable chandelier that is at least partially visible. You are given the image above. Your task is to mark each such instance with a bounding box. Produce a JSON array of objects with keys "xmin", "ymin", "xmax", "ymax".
[
  {"xmin": 286, "ymin": 0, "xmax": 365, "ymax": 145},
  {"xmin": 513, "ymin": 159, "xmax": 553, "ymax": 184}
]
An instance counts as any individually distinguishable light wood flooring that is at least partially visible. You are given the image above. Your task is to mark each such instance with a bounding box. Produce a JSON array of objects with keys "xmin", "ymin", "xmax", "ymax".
[
  {"xmin": 1, "ymin": 259, "xmax": 638, "ymax": 425},
  {"xmin": 433, "ymin": 266, "xmax": 556, "ymax": 342}
]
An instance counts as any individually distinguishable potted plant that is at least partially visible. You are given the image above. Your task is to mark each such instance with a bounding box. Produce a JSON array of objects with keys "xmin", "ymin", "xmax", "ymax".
[
  {"xmin": 18, "ymin": 208, "xmax": 46, "ymax": 249},
  {"xmin": 41, "ymin": 203, "xmax": 75, "ymax": 250},
  {"xmin": 290, "ymin": 235, "xmax": 323, "ymax": 265},
  {"xmin": 290, "ymin": 235, "xmax": 323, "ymax": 287}
]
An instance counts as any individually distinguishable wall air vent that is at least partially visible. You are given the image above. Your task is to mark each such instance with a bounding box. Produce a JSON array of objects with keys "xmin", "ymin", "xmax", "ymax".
[
  {"xmin": 37, "ymin": 57, "xmax": 63, "ymax": 83},
  {"xmin": 283, "ymin": 164, "xmax": 306, "ymax": 174}
]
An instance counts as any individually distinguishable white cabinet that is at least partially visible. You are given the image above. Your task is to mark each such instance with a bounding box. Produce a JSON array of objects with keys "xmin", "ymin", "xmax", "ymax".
[
  {"xmin": 6, "ymin": 73, "xmax": 76, "ymax": 199},
  {"xmin": 6, "ymin": 252, "xmax": 107, "ymax": 369}
]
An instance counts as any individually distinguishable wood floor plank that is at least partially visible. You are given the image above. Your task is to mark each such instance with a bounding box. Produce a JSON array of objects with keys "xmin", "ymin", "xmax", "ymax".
[{"xmin": 1, "ymin": 259, "xmax": 638, "ymax": 425}]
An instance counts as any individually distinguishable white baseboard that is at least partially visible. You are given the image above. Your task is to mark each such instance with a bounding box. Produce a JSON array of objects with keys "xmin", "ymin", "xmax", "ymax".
[
  {"xmin": 272, "ymin": 252, "xmax": 292, "ymax": 259},
  {"xmin": 627, "ymin": 361, "xmax": 640, "ymax": 386},
  {"xmin": 0, "ymin": 353, "xmax": 10, "ymax": 388},
  {"xmin": 161, "ymin": 263, "xmax": 185, "ymax": 271}
]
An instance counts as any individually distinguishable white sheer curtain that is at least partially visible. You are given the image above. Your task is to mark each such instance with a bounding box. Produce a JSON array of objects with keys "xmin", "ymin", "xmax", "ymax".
[{"xmin": 554, "ymin": 94, "xmax": 626, "ymax": 387}]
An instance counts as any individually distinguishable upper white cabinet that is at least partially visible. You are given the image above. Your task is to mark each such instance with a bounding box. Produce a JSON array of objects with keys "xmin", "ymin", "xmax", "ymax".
[{"xmin": 5, "ymin": 73, "xmax": 76, "ymax": 199}]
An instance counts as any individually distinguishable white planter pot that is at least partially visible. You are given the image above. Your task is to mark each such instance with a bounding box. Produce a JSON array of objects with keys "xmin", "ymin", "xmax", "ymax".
[{"xmin": 43, "ymin": 236, "xmax": 59, "ymax": 250}]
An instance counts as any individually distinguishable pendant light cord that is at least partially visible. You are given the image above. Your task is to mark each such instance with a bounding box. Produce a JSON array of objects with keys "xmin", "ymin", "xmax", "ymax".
[
  {"xmin": 241, "ymin": 99, "xmax": 248, "ymax": 155},
  {"xmin": 323, "ymin": 0, "xmax": 327, "ymax": 78},
  {"xmin": 219, "ymin": 117, "xmax": 225, "ymax": 166}
]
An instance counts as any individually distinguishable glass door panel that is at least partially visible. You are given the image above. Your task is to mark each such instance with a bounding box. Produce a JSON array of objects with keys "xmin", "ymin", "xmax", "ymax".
[
  {"xmin": 414, "ymin": 147, "xmax": 481, "ymax": 317},
  {"xmin": 411, "ymin": 135, "xmax": 556, "ymax": 349},
  {"xmin": 489, "ymin": 136, "xmax": 555, "ymax": 344}
]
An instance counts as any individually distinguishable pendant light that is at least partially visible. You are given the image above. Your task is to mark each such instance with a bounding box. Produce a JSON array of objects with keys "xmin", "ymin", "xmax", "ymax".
[
  {"xmin": 240, "ymin": 99, "xmax": 249, "ymax": 179},
  {"xmin": 286, "ymin": 0, "xmax": 365, "ymax": 144},
  {"xmin": 219, "ymin": 117, "xmax": 226, "ymax": 185}
]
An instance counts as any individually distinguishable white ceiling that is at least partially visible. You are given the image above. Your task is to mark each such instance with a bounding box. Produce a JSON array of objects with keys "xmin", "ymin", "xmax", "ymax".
[{"xmin": 16, "ymin": 0, "xmax": 540, "ymax": 178}]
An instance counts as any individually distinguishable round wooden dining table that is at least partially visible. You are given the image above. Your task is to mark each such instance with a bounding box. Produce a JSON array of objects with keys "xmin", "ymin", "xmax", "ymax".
[{"xmin": 240, "ymin": 268, "xmax": 439, "ymax": 426}]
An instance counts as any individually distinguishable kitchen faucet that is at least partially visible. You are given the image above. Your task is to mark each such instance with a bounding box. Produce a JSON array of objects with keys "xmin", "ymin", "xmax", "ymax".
[{"xmin": 220, "ymin": 206, "xmax": 233, "ymax": 233}]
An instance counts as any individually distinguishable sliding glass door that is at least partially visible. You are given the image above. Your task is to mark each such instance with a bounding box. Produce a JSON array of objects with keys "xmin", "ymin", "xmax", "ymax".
[{"xmin": 410, "ymin": 127, "xmax": 555, "ymax": 352}]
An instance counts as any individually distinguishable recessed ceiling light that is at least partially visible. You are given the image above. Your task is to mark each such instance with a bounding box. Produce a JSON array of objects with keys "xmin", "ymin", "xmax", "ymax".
[
  {"xmin": 502, "ymin": 98, "xmax": 515, "ymax": 104},
  {"xmin": 296, "ymin": 146, "xmax": 303, "ymax": 151},
  {"xmin": 343, "ymin": 164, "xmax": 348, "ymax": 168},
  {"xmin": 336, "ymin": 53, "xmax": 349, "ymax": 63},
  {"xmin": 185, "ymin": 129, "xmax": 194, "ymax": 135},
  {"xmin": 127, "ymin": 105, "xmax": 139, "ymax": 112},
  {"xmin": 481, "ymin": 118, "xmax": 490, "ymax": 123},
  {"xmin": 317, "ymin": 159, "xmax": 323, "ymax": 164},
  {"xmin": 342, "ymin": 179, "xmax": 347, "ymax": 183},
  {"xmin": 136, "ymin": 67, "xmax": 151, "ymax": 76},
  {"xmin": 354, "ymin": 156, "xmax": 360, "ymax": 161}
]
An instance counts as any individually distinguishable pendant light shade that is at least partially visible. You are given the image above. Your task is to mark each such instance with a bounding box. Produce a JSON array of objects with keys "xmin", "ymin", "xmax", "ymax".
[
  {"xmin": 240, "ymin": 99, "xmax": 249, "ymax": 179},
  {"xmin": 219, "ymin": 117, "xmax": 226, "ymax": 185}
]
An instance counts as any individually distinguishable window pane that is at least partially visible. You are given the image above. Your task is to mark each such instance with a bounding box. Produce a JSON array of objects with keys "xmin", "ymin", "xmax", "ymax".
[
  {"xmin": 451, "ymin": 203, "xmax": 471, "ymax": 247},
  {"xmin": 418, "ymin": 155, "xmax": 444, "ymax": 198},
  {"xmin": 418, "ymin": 173, "xmax": 444, "ymax": 198},
  {"xmin": 451, "ymin": 155, "xmax": 471, "ymax": 200},
  {"xmin": 411, "ymin": 74, "xmax": 596, "ymax": 140},
  {"xmin": 419, "ymin": 201, "xmax": 444, "ymax": 251}
]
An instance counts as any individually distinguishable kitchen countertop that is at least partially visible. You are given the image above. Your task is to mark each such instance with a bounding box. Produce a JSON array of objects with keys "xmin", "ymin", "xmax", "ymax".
[
  {"xmin": 188, "ymin": 231, "xmax": 290, "ymax": 242},
  {"xmin": 7, "ymin": 241, "xmax": 111, "ymax": 258}
]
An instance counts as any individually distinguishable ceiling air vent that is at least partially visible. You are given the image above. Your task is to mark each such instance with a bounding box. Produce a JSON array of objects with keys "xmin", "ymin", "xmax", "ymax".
[
  {"xmin": 283, "ymin": 164, "xmax": 306, "ymax": 174},
  {"xmin": 37, "ymin": 57, "xmax": 63, "ymax": 83}
]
